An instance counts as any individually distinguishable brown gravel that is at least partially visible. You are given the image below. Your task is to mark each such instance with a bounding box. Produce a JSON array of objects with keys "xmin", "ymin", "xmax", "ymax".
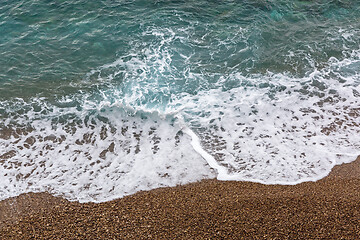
[{"xmin": 0, "ymin": 156, "xmax": 359, "ymax": 239}]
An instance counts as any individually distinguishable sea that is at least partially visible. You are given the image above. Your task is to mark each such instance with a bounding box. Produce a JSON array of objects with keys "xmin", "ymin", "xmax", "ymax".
[{"xmin": 0, "ymin": 0, "xmax": 359, "ymax": 203}]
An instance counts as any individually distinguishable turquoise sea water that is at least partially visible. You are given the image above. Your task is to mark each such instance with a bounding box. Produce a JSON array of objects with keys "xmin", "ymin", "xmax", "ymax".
[{"xmin": 0, "ymin": 0, "xmax": 359, "ymax": 202}]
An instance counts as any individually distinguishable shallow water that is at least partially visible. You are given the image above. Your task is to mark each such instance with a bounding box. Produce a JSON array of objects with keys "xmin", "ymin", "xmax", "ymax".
[{"xmin": 0, "ymin": 0, "xmax": 359, "ymax": 202}]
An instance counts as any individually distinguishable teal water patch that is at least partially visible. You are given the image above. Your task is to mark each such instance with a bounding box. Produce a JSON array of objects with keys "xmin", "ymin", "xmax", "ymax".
[{"xmin": 1, "ymin": 0, "xmax": 359, "ymax": 99}]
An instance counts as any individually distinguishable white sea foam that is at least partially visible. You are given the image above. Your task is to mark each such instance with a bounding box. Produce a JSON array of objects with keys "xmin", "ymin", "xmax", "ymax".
[
  {"xmin": 177, "ymin": 71, "xmax": 359, "ymax": 184},
  {"xmin": 0, "ymin": 102, "xmax": 216, "ymax": 202},
  {"xmin": 175, "ymin": 49, "xmax": 359, "ymax": 184},
  {"xmin": 1, "ymin": 54, "xmax": 359, "ymax": 202}
]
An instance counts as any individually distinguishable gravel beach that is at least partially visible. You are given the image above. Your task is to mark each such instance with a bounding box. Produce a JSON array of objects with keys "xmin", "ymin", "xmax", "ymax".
[{"xmin": 0, "ymin": 156, "xmax": 359, "ymax": 239}]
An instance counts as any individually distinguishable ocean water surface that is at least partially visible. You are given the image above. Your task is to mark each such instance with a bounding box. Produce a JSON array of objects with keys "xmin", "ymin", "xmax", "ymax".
[{"xmin": 0, "ymin": 0, "xmax": 359, "ymax": 202}]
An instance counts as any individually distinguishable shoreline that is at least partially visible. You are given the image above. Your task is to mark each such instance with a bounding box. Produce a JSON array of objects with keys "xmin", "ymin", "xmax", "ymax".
[{"xmin": 0, "ymin": 155, "xmax": 359, "ymax": 238}]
